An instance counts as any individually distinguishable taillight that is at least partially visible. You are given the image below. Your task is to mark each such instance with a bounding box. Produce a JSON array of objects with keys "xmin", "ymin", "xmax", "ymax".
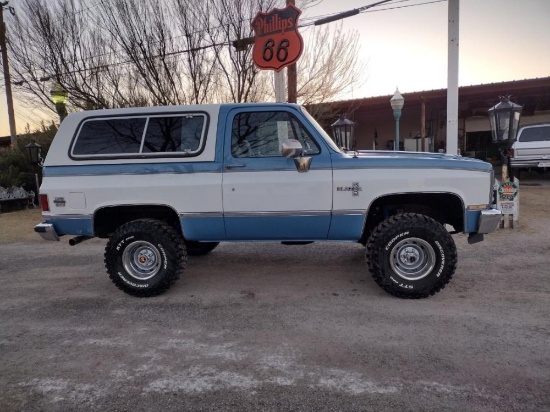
[
  {"xmin": 509, "ymin": 148, "xmax": 514, "ymax": 158},
  {"xmin": 40, "ymin": 194, "xmax": 50, "ymax": 212}
]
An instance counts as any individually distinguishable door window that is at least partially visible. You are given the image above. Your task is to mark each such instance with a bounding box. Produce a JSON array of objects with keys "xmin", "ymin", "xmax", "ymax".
[{"xmin": 231, "ymin": 111, "xmax": 320, "ymax": 158}]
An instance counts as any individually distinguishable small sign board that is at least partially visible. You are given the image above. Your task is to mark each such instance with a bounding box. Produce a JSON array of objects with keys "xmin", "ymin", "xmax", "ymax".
[
  {"xmin": 497, "ymin": 179, "xmax": 520, "ymax": 219},
  {"xmin": 251, "ymin": 5, "xmax": 304, "ymax": 72}
]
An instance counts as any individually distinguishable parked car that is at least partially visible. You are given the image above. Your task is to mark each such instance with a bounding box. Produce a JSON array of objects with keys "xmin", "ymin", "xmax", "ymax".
[
  {"xmin": 510, "ymin": 123, "xmax": 550, "ymax": 173},
  {"xmin": 34, "ymin": 103, "xmax": 501, "ymax": 299}
]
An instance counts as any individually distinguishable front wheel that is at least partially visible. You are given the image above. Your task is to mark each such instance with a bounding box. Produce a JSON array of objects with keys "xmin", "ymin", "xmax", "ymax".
[
  {"xmin": 366, "ymin": 213, "xmax": 457, "ymax": 299},
  {"xmin": 104, "ymin": 219, "xmax": 187, "ymax": 297}
]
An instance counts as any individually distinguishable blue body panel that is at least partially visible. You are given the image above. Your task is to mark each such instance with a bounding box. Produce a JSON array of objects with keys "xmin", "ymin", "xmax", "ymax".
[
  {"xmin": 180, "ymin": 216, "xmax": 226, "ymax": 241},
  {"xmin": 224, "ymin": 215, "xmax": 332, "ymax": 241},
  {"xmin": 47, "ymin": 217, "xmax": 94, "ymax": 237},
  {"xmin": 328, "ymin": 214, "xmax": 366, "ymax": 240}
]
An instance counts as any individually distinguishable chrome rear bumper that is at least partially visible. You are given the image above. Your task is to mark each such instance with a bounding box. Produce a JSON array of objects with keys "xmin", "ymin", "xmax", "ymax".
[
  {"xmin": 478, "ymin": 209, "xmax": 502, "ymax": 234},
  {"xmin": 34, "ymin": 223, "xmax": 60, "ymax": 241}
]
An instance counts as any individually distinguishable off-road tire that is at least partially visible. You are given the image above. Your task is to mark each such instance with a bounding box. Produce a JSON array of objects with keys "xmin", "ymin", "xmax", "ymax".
[
  {"xmin": 185, "ymin": 241, "xmax": 220, "ymax": 256},
  {"xmin": 104, "ymin": 219, "xmax": 187, "ymax": 297},
  {"xmin": 366, "ymin": 213, "xmax": 457, "ymax": 299}
]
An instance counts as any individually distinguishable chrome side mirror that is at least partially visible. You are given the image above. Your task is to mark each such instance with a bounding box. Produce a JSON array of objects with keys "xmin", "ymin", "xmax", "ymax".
[
  {"xmin": 281, "ymin": 139, "xmax": 312, "ymax": 173},
  {"xmin": 281, "ymin": 139, "xmax": 303, "ymax": 158}
]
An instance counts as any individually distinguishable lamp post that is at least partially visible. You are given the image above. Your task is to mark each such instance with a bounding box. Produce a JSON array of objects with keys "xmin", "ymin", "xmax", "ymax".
[
  {"xmin": 331, "ymin": 115, "xmax": 357, "ymax": 151},
  {"xmin": 390, "ymin": 88, "xmax": 404, "ymax": 151},
  {"xmin": 50, "ymin": 82, "xmax": 68, "ymax": 123},
  {"xmin": 488, "ymin": 96, "xmax": 522, "ymax": 181},
  {"xmin": 24, "ymin": 142, "xmax": 43, "ymax": 207}
]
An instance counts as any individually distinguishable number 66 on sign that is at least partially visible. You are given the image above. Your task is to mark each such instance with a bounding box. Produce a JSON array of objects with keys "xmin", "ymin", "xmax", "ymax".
[{"xmin": 251, "ymin": 4, "xmax": 304, "ymax": 72}]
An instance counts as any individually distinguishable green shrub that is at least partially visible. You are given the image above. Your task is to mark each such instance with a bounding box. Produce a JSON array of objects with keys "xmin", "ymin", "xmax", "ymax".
[{"xmin": 0, "ymin": 123, "xmax": 57, "ymax": 192}]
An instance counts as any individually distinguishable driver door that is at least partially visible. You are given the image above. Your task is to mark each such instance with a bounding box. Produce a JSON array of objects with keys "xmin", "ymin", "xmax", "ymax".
[{"xmin": 222, "ymin": 107, "xmax": 333, "ymax": 240}]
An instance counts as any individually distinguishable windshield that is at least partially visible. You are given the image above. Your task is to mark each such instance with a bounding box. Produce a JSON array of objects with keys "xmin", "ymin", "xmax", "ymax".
[{"xmin": 300, "ymin": 107, "xmax": 342, "ymax": 153}]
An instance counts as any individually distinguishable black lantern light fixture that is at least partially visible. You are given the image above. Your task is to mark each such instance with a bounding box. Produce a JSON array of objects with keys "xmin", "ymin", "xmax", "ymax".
[
  {"xmin": 25, "ymin": 142, "xmax": 43, "ymax": 166},
  {"xmin": 488, "ymin": 96, "xmax": 523, "ymax": 182},
  {"xmin": 50, "ymin": 82, "xmax": 69, "ymax": 123},
  {"xmin": 488, "ymin": 96, "xmax": 522, "ymax": 148},
  {"xmin": 331, "ymin": 115, "xmax": 356, "ymax": 151}
]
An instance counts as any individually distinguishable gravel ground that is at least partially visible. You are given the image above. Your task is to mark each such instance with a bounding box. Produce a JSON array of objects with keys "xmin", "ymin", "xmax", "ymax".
[{"xmin": 0, "ymin": 176, "xmax": 549, "ymax": 411}]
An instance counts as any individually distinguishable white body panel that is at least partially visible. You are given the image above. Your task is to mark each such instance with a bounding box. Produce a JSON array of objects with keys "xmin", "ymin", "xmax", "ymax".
[
  {"xmin": 41, "ymin": 172, "xmax": 223, "ymax": 217},
  {"xmin": 332, "ymin": 168, "xmax": 490, "ymax": 212}
]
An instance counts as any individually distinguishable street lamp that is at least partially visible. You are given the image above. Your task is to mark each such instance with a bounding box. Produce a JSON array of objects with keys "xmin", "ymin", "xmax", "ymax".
[
  {"xmin": 331, "ymin": 115, "xmax": 356, "ymax": 151},
  {"xmin": 24, "ymin": 142, "xmax": 43, "ymax": 207},
  {"xmin": 390, "ymin": 87, "xmax": 404, "ymax": 151},
  {"xmin": 488, "ymin": 96, "xmax": 522, "ymax": 182},
  {"xmin": 50, "ymin": 82, "xmax": 68, "ymax": 123}
]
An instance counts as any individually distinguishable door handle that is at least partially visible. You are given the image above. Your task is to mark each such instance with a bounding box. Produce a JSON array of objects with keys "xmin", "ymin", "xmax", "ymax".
[{"xmin": 226, "ymin": 163, "xmax": 246, "ymax": 169}]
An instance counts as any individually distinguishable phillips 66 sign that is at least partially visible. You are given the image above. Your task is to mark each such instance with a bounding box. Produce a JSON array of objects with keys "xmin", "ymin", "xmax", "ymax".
[{"xmin": 251, "ymin": 4, "xmax": 304, "ymax": 71}]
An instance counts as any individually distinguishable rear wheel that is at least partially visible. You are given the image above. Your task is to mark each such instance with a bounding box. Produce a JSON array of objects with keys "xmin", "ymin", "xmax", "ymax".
[
  {"xmin": 104, "ymin": 219, "xmax": 187, "ymax": 297},
  {"xmin": 366, "ymin": 213, "xmax": 457, "ymax": 299}
]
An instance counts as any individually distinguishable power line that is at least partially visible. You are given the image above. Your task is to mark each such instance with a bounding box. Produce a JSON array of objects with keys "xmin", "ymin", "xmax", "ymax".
[{"xmin": 6, "ymin": 0, "xmax": 447, "ymax": 85}]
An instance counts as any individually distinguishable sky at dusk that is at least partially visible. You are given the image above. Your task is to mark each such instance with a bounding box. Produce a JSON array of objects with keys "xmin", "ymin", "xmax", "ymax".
[{"xmin": 1, "ymin": 0, "xmax": 550, "ymax": 135}]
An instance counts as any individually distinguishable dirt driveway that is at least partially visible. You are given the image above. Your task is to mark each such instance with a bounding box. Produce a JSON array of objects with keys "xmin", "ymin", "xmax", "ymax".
[{"xmin": 0, "ymin": 177, "xmax": 549, "ymax": 411}]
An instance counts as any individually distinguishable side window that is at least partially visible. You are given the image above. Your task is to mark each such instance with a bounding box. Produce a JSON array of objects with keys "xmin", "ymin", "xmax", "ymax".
[
  {"xmin": 143, "ymin": 115, "xmax": 205, "ymax": 153},
  {"xmin": 73, "ymin": 118, "xmax": 146, "ymax": 155},
  {"xmin": 519, "ymin": 126, "xmax": 550, "ymax": 143},
  {"xmin": 231, "ymin": 111, "xmax": 320, "ymax": 158},
  {"xmin": 72, "ymin": 113, "xmax": 206, "ymax": 157}
]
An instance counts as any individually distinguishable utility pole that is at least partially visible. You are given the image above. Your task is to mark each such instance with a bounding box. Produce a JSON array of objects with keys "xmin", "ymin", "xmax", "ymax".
[
  {"xmin": 0, "ymin": 1, "xmax": 17, "ymax": 146},
  {"xmin": 286, "ymin": 0, "xmax": 297, "ymax": 104},
  {"xmin": 446, "ymin": 0, "xmax": 459, "ymax": 155}
]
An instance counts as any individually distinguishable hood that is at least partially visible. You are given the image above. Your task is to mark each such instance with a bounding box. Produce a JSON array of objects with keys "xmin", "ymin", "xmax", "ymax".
[{"xmin": 331, "ymin": 150, "xmax": 493, "ymax": 172}]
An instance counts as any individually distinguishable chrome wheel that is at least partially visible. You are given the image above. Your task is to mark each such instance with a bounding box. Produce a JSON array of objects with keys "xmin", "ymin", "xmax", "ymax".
[
  {"xmin": 389, "ymin": 237, "xmax": 436, "ymax": 281},
  {"xmin": 122, "ymin": 240, "xmax": 162, "ymax": 281}
]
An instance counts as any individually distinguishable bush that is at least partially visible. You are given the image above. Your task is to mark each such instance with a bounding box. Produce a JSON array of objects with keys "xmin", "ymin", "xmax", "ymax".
[{"xmin": 0, "ymin": 123, "xmax": 57, "ymax": 191}]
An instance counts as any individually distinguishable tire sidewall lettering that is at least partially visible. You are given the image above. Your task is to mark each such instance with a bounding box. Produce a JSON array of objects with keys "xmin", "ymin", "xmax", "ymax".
[{"xmin": 385, "ymin": 231, "xmax": 409, "ymax": 251}]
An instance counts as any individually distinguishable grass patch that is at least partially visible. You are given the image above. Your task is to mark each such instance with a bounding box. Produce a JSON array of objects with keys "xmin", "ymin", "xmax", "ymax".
[{"xmin": 0, "ymin": 208, "xmax": 43, "ymax": 244}]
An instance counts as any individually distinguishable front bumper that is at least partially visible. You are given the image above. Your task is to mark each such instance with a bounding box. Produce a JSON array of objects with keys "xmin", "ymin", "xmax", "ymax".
[
  {"xmin": 34, "ymin": 223, "xmax": 60, "ymax": 241},
  {"xmin": 478, "ymin": 209, "xmax": 502, "ymax": 234}
]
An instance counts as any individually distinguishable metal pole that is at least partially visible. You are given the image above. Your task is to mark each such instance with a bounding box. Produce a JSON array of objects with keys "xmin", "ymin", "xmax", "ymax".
[
  {"xmin": 286, "ymin": 0, "xmax": 297, "ymax": 104},
  {"xmin": 393, "ymin": 109, "xmax": 401, "ymax": 151},
  {"xmin": 446, "ymin": 0, "xmax": 459, "ymax": 155},
  {"xmin": 274, "ymin": 70, "xmax": 286, "ymax": 102},
  {"xmin": 0, "ymin": 3, "xmax": 17, "ymax": 146},
  {"xmin": 34, "ymin": 172, "xmax": 40, "ymax": 207},
  {"xmin": 421, "ymin": 97, "xmax": 426, "ymax": 152}
]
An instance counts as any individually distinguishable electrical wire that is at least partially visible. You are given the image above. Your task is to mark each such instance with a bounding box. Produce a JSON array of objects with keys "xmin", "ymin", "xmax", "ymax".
[{"xmin": 6, "ymin": 0, "xmax": 447, "ymax": 85}]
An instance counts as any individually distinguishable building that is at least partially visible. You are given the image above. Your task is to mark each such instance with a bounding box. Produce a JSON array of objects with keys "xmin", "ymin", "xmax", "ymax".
[
  {"xmin": 2, "ymin": 77, "xmax": 549, "ymax": 156},
  {"xmin": 330, "ymin": 77, "xmax": 550, "ymax": 160}
]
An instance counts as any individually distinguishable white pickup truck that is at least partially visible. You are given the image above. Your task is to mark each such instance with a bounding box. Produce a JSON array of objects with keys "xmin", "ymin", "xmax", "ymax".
[
  {"xmin": 34, "ymin": 103, "xmax": 501, "ymax": 299},
  {"xmin": 510, "ymin": 123, "xmax": 550, "ymax": 172}
]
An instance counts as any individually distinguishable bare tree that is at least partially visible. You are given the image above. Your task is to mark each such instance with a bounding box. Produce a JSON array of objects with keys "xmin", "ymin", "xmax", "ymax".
[{"xmin": 4, "ymin": 0, "xmax": 365, "ymax": 124}]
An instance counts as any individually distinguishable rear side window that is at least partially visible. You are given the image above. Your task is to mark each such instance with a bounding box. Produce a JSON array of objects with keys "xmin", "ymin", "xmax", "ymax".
[
  {"xmin": 143, "ymin": 116, "xmax": 204, "ymax": 153},
  {"xmin": 73, "ymin": 118, "xmax": 146, "ymax": 155},
  {"xmin": 72, "ymin": 113, "xmax": 207, "ymax": 158},
  {"xmin": 519, "ymin": 125, "xmax": 550, "ymax": 142}
]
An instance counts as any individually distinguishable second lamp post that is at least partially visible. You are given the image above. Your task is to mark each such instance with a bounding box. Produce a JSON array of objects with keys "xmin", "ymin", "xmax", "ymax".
[
  {"xmin": 390, "ymin": 88, "xmax": 404, "ymax": 151},
  {"xmin": 50, "ymin": 82, "xmax": 68, "ymax": 123}
]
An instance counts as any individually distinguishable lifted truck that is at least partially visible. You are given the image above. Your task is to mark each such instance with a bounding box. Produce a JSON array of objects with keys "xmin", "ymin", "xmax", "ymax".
[{"xmin": 35, "ymin": 103, "xmax": 501, "ymax": 298}]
